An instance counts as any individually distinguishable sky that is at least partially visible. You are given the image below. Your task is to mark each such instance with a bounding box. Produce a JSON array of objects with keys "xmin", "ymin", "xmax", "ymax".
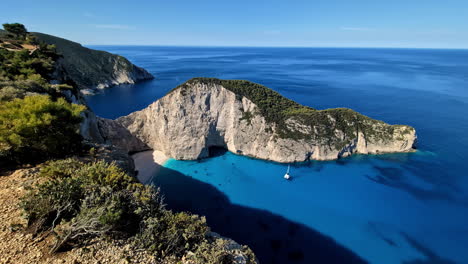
[{"xmin": 1, "ymin": 0, "xmax": 468, "ymax": 48}]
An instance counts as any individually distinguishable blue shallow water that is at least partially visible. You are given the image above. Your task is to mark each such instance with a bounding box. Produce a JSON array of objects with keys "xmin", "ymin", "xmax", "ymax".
[{"xmin": 86, "ymin": 46, "xmax": 468, "ymax": 264}]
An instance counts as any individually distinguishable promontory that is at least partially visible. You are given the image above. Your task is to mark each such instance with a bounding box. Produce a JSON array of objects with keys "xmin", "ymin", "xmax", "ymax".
[{"xmin": 115, "ymin": 78, "xmax": 417, "ymax": 163}]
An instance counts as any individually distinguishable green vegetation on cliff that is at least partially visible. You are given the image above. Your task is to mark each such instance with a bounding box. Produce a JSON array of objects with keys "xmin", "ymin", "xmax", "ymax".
[
  {"xmin": 177, "ymin": 78, "xmax": 413, "ymax": 149},
  {"xmin": 0, "ymin": 95, "xmax": 85, "ymax": 163},
  {"xmin": 22, "ymin": 158, "xmax": 256, "ymax": 263},
  {"xmin": 2, "ymin": 24, "xmax": 256, "ymax": 264},
  {"xmin": 1, "ymin": 24, "xmax": 84, "ymax": 164},
  {"xmin": 0, "ymin": 25, "xmax": 72, "ymax": 101},
  {"xmin": 33, "ymin": 32, "xmax": 153, "ymax": 90}
]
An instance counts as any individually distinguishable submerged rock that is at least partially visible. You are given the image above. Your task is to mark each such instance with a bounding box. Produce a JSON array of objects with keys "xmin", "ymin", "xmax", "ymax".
[{"xmin": 117, "ymin": 78, "xmax": 416, "ymax": 163}]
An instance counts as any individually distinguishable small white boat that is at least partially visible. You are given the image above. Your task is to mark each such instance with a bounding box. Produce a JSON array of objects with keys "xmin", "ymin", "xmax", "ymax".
[{"xmin": 284, "ymin": 165, "xmax": 291, "ymax": 180}]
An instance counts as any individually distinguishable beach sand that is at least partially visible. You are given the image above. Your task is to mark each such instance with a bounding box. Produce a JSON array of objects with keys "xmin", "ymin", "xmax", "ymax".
[{"xmin": 132, "ymin": 150, "xmax": 168, "ymax": 184}]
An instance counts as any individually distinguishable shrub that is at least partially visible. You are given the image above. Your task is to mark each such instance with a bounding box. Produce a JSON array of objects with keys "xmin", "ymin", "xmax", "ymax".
[
  {"xmin": 51, "ymin": 187, "xmax": 137, "ymax": 252},
  {"xmin": 185, "ymin": 238, "xmax": 257, "ymax": 264},
  {"xmin": 22, "ymin": 157, "xmax": 253, "ymax": 261},
  {"xmin": 25, "ymin": 159, "xmax": 158, "ymax": 234},
  {"xmin": 186, "ymin": 239, "xmax": 234, "ymax": 264},
  {"xmin": 21, "ymin": 177, "xmax": 84, "ymax": 233},
  {"xmin": 75, "ymin": 160, "xmax": 137, "ymax": 190},
  {"xmin": 0, "ymin": 46, "xmax": 55, "ymax": 82},
  {"xmin": 0, "ymin": 95, "xmax": 85, "ymax": 163},
  {"xmin": 134, "ymin": 211, "xmax": 209, "ymax": 259},
  {"xmin": 39, "ymin": 158, "xmax": 83, "ymax": 180},
  {"xmin": 3, "ymin": 23, "xmax": 28, "ymax": 39}
]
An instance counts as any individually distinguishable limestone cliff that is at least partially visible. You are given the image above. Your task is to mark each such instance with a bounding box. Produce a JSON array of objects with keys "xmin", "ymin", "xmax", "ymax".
[
  {"xmin": 32, "ymin": 32, "xmax": 154, "ymax": 93},
  {"xmin": 117, "ymin": 78, "xmax": 416, "ymax": 163},
  {"xmin": 97, "ymin": 117, "xmax": 150, "ymax": 153}
]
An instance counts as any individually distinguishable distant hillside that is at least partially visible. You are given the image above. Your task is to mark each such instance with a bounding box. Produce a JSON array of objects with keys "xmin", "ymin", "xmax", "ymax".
[{"xmin": 32, "ymin": 32, "xmax": 154, "ymax": 92}]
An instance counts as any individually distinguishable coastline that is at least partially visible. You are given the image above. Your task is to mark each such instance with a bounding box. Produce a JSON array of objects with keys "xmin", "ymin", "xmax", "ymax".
[{"xmin": 132, "ymin": 150, "xmax": 169, "ymax": 184}]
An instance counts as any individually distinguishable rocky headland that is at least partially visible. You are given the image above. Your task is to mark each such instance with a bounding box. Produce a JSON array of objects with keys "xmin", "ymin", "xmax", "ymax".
[
  {"xmin": 115, "ymin": 78, "xmax": 417, "ymax": 163},
  {"xmin": 32, "ymin": 32, "xmax": 154, "ymax": 93}
]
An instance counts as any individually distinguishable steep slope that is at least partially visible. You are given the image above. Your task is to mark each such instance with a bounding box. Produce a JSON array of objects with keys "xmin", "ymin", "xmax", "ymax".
[
  {"xmin": 32, "ymin": 32, "xmax": 154, "ymax": 92},
  {"xmin": 117, "ymin": 78, "xmax": 416, "ymax": 162}
]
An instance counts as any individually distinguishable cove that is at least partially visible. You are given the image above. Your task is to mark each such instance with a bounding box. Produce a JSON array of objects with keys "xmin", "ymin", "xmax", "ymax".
[
  {"xmin": 154, "ymin": 151, "xmax": 466, "ymax": 264},
  {"xmin": 85, "ymin": 46, "xmax": 468, "ymax": 264}
]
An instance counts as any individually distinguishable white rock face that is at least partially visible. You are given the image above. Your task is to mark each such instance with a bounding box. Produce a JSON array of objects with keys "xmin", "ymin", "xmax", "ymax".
[
  {"xmin": 95, "ymin": 64, "xmax": 153, "ymax": 90},
  {"xmin": 117, "ymin": 82, "xmax": 416, "ymax": 163}
]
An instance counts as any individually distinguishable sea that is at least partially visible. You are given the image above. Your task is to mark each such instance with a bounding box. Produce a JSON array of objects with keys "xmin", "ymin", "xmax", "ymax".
[{"xmin": 85, "ymin": 46, "xmax": 468, "ymax": 264}]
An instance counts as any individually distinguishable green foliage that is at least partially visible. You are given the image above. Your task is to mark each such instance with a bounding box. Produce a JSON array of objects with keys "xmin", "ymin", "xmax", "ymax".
[
  {"xmin": 0, "ymin": 42, "xmax": 56, "ymax": 82},
  {"xmin": 23, "ymin": 159, "xmax": 161, "ymax": 250},
  {"xmin": 0, "ymin": 95, "xmax": 85, "ymax": 163},
  {"xmin": 2, "ymin": 23, "xmax": 27, "ymax": 39},
  {"xmin": 0, "ymin": 26, "xmax": 63, "ymax": 102},
  {"xmin": 75, "ymin": 160, "xmax": 138, "ymax": 189},
  {"xmin": 39, "ymin": 158, "xmax": 84, "ymax": 180},
  {"xmin": 186, "ymin": 238, "xmax": 257, "ymax": 264},
  {"xmin": 0, "ymin": 78, "xmax": 49, "ymax": 101},
  {"xmin": 51, "ymin": 186, "xmax": 139, "ymax": 252},
  {"xmin": 240, "ymin": 110, "xmax": 254, "ymax": 124},
  {"xmin": 22, "ymin": 158, "xmax": 217, "ymax": 259},
  {"xmin": 39, "ymin": 158, "xmax": 139, "ymax": 189},
  {"xmin": 134, "ymin": 211, "xmax": 209, "ymax": 259},
  {"xmin": 21, "ymin": 177, "xmax": 84, "ymax": 233},
  {"xmin": 186, "ymin": 239, "xmax": 234, "ymax": 264}
]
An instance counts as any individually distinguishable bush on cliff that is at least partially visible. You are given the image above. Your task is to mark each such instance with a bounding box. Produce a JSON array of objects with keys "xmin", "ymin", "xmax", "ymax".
[
  {"xmin": 0, "ymin": 95, "xmax": 85, "ymax": 163},
  {"xmin": 21, "ymin": 159, "xmax": 257, "ymax": 263},
  {"xmin": 0, "ymin": 23, "xmax": 65, "ymax": 102},
  {"xmin": 22, "ymin": 158, "xmax": 211, "ymax": 259},
  {"xmin": 2, "ymin": 23, "xmax": 28, "ymax": 39},
  {"xmin": 23, "ymin": 159, "xmax": 154, "ymax": 249},
  {"xmin": 185, "ymin": 238, "xmax": 257, "ymax": 264},
  {"xmin": 133, "ymin": 211, "xmax": 209, "ymax": 259}
]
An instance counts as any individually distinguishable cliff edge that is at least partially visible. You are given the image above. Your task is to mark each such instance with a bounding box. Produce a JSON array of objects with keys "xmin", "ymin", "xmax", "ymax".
[
  {"xmin": 117, "ymin": 78, "xmax": 416, "ymax": 163},
  {"xmin": 32, "ymin": 32, "xmax": 154, "ymax": 93}
]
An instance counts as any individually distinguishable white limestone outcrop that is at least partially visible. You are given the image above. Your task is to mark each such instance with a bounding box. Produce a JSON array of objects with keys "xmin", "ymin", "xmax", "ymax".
[{"xmin": 117, "ymin": 81, "xmax": 416, "ymax": 163}]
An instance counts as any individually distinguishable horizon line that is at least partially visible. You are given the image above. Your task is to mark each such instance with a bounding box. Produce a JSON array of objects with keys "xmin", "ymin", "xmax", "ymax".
[{"xmin": 84, "ymin": 44, "xmax": 468, "ymax": 50}]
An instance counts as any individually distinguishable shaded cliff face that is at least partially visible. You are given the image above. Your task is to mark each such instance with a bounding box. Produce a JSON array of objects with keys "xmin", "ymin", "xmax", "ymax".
[
  {"xmin": 117, "ymin": 78, "xmax": 416, "ymax": 163},
  {"xmin": 32, "ymin": 32, "xmax": 154, "ymax": 92},
  {"xmin": 97, "ymin": 117, "xmax": 150, "ymax": 153}
]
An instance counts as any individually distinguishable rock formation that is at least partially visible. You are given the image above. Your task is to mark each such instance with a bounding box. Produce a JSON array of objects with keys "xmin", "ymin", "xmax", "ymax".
[
  {"xmin": 117, "ymin": 78, "xmax": 417, "ymax": 163},
  {"xmin": 30, "ymin": 32, "xmax": 154, "ymax": 144},
  {"xmin": 97, "ymin": 117, "xmax": 149, "ymax": 153},
  {"xmin": 33, "ymin": 32, "xmax": 154, "ymax": 93}
]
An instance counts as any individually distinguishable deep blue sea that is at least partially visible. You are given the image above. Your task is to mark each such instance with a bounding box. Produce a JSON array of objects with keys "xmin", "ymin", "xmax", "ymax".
[{"xmin": 86, "ymin": 46, "xmax": 468, "ymax": 264}]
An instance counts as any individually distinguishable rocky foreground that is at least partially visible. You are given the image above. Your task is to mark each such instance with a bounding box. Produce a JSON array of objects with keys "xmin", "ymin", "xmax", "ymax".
[
  {"xmin": 115, "ymin": 78, "xmax": 417, "ymax": 163},
  {"xmin": 0, "ymin": 168, "xmax": 157, "ymax": 264},
  {"xmin": 0, "ymin": 164, "xmax": 256, "ymax": 264}
]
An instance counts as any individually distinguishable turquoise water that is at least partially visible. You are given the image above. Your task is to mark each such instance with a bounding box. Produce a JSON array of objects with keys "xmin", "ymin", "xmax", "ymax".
[{"xmin": 86, "ymin": 46, "xmax": 468, "ymax": 264}]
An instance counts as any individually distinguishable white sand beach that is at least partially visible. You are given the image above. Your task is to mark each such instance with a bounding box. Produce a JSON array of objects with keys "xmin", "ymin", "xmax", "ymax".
[{"xmin": 132, "ymin": 150, "xmax": 169, "ymax": 184}]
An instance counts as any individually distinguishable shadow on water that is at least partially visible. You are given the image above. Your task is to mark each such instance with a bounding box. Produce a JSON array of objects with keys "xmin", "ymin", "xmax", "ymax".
[
  {"xmin": 367, "ymin": 166, "xmax": 468, "ymax": 207},
  {"xmin": 401, "ymin": 232, "xmax": 456, "ymax": 264},
  {"xmin": 155, "ymin": 166, "xmax": 368, "ymax": 264}
]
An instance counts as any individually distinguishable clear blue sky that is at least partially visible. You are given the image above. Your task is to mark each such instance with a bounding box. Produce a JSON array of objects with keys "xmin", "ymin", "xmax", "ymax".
[{"xmin": 2, "ymin": 0, "xmax": 467, "ymax": 48}]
